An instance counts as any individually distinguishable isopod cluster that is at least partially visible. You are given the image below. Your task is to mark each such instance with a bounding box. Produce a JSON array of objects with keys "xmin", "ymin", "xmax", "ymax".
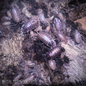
[
  {"xmin": 1, "ymin": 1, "xmax": 84, "ymax": 85},
  {"xmin": 20, "ymin": 11, "xmax": 83, "ymax": 85},
  {"xmin": 1, "ymin": 4, "xmax": 21, "ymax": 26}
]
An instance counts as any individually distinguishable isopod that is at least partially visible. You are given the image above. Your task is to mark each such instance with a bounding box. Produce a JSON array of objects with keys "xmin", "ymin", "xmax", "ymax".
[
  {"xmin": 60, "ymin": 52, "xmax": 65, "ymax": 58},
  {"xmin": 7, "ymin": 11, "xmax": 12, "ymax": 19},
  {"xmin": 38, "ymin": 9, "xmax": 47, "ymax": 24},
  {"xmin": 54, "ymin": 18, "xmax": 62, "ymax": 31},
  {"xmin": 10, "ymin": 4, "xmax": 21, "ymax": 23},
  {"xmin": 46, "ymin": 46, "xmax": 61, "ymax": 59},
  {"xmin": 23, "ymin": 73, "xmax": 36, "ymax": 84},
  {"xmin": 48, "ymin": 59, "xmax": 56, "ymax": 70},
  {"xmin": 55, "ymin": 31, "xmax": 66, "ymax": 42},
  {"xmin": 14, "ymin": 74, "xmax": 22, "ymax": 81},
  {"xmin": 58, "ymin": 13, "xmax": 65, "ymax": 22},
  {"xmin": 21, "ymin": 19, "xmax": 38, "ymax": 34},
  {"xmin": 1, "ymin": 16, "xmax": 11, "ymax": 21},
  {"xmin": 2, "ymin": 21, "xmax": 11, "ymax": 25},
  {"xmin": 45, "ymin": 26, "xmax": 50, "ymax": 32},
  {"xmin": 37, "ymin": 32, "xmax": 56, "ymax": 47},
  {"xmin": 40, "ymin": 72, "xmax": 46, "ymax": 82},
  {"xmin": 74, "ymin": 30, "xmax": 82, "ymax": 44},
  {"xmin": 26, "ymin": 60, "xmax": 35, "ymax": 67}
]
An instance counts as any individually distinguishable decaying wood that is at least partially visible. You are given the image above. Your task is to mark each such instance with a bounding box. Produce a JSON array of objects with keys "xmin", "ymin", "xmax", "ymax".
[
  {"xmin": 61, "ymin": 43, "xmax": 86, "ymax": 83},
  {"xmin": 0, "ymin": 0, "xmax": 86, "ymax": 85}
]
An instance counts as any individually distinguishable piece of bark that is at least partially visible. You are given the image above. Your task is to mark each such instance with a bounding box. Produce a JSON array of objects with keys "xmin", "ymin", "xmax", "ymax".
[{"xmin": 74, "ymin": 17, "xmax": 86, "ymax": 31}]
